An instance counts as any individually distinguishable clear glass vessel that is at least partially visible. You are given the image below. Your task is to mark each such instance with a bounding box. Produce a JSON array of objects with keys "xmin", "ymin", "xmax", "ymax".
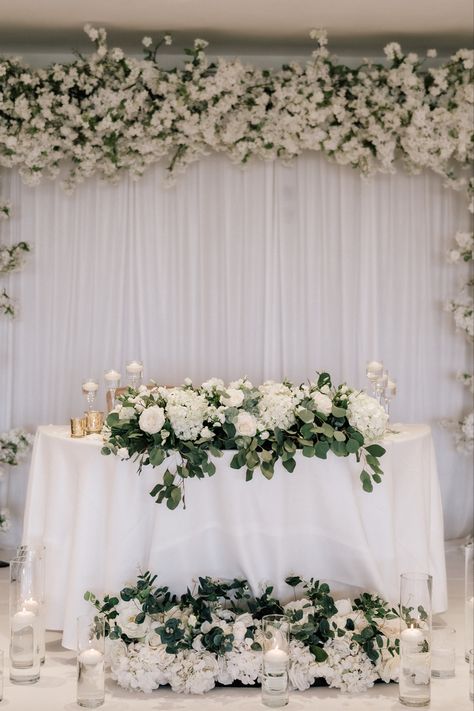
[
  {"xmin": 261, "ymin": 614, "xmax": 290, "ymax": 708},
  {"xmin": 77, "ymin": 613, "xmax": 105, "ymax": 708},
  {"xmin": 399, "ymin": 572, "xmax": 432, "ymax": 707}
]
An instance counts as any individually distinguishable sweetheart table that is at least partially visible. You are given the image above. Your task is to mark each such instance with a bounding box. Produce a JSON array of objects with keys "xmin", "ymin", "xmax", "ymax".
[{"xmin": 22, "ymin": 423, "xmax": 447, "ymax": 649}]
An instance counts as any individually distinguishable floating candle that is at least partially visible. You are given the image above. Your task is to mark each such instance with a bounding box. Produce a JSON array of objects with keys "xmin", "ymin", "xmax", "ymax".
[
  {"xmin": 104, "ymin": 370, "xmax": 121, "ymax": 382},
  {"xmin": 12, "ymin": 608, "xmax": 36, "ymax": 631},
  {"xmin": 82, "ymin": 380, "xmax": 99, "ymax": 392},
  {"xmin": 126, "ymin": 361, "xmax": 143, "ymax": 374},
  {"xmin": 23, "ymin": 597, "xmax": 40, "ymax": 615},
  {"xmin": 79, "ymin": 648, "xmax": 103, "ymax": 666},
  {"xmin": 264, "ymin": 648, "xmax": 289, "ymax": 673}
]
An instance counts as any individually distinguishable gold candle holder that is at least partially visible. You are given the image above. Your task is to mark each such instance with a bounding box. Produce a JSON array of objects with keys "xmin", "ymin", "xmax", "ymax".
[
  {"xmin": 70, "ymin": 417, "xmax": 86, "ymax": 438},
  {"xmin": 85, "ymin": 410, "xmax": 104, "ymax": 434}
]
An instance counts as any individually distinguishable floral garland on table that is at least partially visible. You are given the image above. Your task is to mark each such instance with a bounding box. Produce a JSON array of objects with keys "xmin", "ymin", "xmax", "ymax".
[
  {"xmin": 443, "ymin": 231, "xmax": 473, "ymax": 454},
  {"xmin": 102, "ymin": 372, "xmax": 388, "ymax": 509},
  {"xmin": 0, "ymin": 27, "xmax": 472, "ymax": 198},
  {"xmin": 85, "ymin": 572, "xmax": 401, "ymax": 695},
  {"xmin": 0, "ymin": 428, "xmax": 33, "ymax": 531}
]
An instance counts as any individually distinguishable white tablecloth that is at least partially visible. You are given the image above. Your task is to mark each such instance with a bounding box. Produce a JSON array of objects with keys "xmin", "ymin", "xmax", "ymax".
[{"xmin": 23, "ymin": 423, "xmax": 447, "ymax": 649}]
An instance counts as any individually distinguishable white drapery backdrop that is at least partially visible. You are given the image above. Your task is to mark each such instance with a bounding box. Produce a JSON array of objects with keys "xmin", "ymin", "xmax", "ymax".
[{"xmin": 0, "ymin": 154, "xmax": 472, "ymax": 543}]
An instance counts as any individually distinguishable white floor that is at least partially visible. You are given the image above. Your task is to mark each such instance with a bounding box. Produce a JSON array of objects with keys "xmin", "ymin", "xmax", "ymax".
[{"xmin": 0, "ymin": 541, "xmax": 471, "ymax": 710}]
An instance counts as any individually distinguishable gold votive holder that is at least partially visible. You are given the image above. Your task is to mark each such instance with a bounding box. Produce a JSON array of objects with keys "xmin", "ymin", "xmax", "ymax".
[
  {"xmin": 70, "ymin": 417, "xmax": 86, "ymax": 438},
  {"xmin": 84, "ymin": 410, "xmax": 104, "ymax": 434}
]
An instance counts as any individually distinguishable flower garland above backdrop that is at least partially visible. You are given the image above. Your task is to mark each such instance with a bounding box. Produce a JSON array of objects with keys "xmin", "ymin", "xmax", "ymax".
[
  {"xmin": 0, "ymin": 26, "xmax": 472, "ymax": 197},
  {"xmin": 85, "ymin": 571, "xmax": 401, "ymax": 695},
  {"xmin": 102, "ymin": 372, "xmax": 388, "ymax": 509}
]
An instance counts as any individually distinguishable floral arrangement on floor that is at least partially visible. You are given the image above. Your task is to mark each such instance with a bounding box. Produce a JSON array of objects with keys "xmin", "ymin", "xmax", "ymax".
[
  {"xmin": 0, "ymin": 428, "xmax": 33, "ymax": 534},
  {"xmin": 102, "ymin": 372, "xmax": 388, "ymax": 509},
  {"xmin": 0, "ymin": 427, "xmax": 33, "ymax": 467},
  {"xmin": 443, "ymin": 230, "xmax": 473, "ymax": 453},
  {"xmin": 85, "ymin": 572, "xmax": 401, "ymax": 694},
  {"xmin": 0, "ymin": 27, "xmax": 472, "ymax": 200}
]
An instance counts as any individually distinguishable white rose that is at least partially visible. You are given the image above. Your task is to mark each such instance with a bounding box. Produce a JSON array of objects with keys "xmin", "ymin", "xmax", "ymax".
[
  {"xmin": 189, "ymin": 614, "xmax": 197, "ymax": 627},
  {"xmin": 116, "ymin": 447, "xmax": 129, "ymax": 459},
  {"xmin": 235, "ymin": 411, "xmax": 257, "ymax": 437},
  {"xmin": 138, "ymin": 405, "xmax": 165, "ymax": 434},
  {"xmin": 184, "ymin": 377, "xmax": 192, "ymax": 386},
  {"xmin": 312, "ymin": 391, "xmax": 333, "ymax": 416},
  {"xmin": 221, "ymin": 388, "xmax": 245, "ymax": 408},
  {"xmin": 115, "ymin": 600, "xmax": 150, "ymax": 639}
]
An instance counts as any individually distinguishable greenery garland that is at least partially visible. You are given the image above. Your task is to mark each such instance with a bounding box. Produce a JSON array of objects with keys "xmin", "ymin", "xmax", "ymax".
[
  {"xmin": 0, "ymin": 26, "xmax": 472, "ymax": 199},
  {"xmin": 85, "ymin": 572, "xmax": 402, "ymax": 694},
  {"xmin": 102, "ymin": 372, "xmax": 388, "ymax": 509}
]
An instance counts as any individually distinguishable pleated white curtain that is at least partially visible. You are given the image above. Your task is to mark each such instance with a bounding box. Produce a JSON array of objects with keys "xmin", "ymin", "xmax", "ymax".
[{"xmin": 0, "ymin": 154, "xmax": 471, "ymax": 542}]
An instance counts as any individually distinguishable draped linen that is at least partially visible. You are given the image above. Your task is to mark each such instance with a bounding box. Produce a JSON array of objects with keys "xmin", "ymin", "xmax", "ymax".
[{"xmin": 0, "ymin": 154, "xmax": 472, "ymax": 542}]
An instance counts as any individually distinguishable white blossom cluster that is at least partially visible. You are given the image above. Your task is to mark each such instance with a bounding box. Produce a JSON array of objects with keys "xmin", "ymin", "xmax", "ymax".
[
  {"xmin": 0, "ymin": 27, "xmax": 471, "ymax": 197},
  {"xmin": 103, "ymin": 593, "xmax": 399, "ymax": 695},
  {"xmin": 0, "ymin": 507, "xmax": 11, "ymax": 532},
  {"xmin": 443, "ymin": 412, "xmax": 474, "ymax": 455},
  {"xmin": 257, "ymin": 381, "xmax": 302, "ymax": 432},
  {"xmin": 447, "ymin": 231, "xmax": 474, "ymax": 263},
  {"xmin": 446, "ymin": 279, "xmax": 473, "ymax": 340},
  {"xmin": 0, "ymin": 427, "xmax": 33, "ymax": 466},
  {"xmin": 346, "ymin": 391, "xmax": 389, "ymax": 442},
  {"xmin": 0, "ymin": 286, "xmax": 15, "ymax": 317},
  {"xmin": 0, "ymin": 240, "xmax": 30, "ymax": 274}
]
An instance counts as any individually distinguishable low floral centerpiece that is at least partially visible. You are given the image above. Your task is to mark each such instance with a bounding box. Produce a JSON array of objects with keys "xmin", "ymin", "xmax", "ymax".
[
  {"xmin": 102, "ymin": 372, "xmax": 389, "ymax": 509},
  {"xmin": 85, "ymin": 572, "xmax": 400, "ymax": 695}
]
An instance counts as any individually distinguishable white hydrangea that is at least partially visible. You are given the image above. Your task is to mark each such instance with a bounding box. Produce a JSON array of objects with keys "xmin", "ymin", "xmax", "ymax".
[
  {"xmin": 319, "ymin": 634, "xmax": 379, "ymax": 693},
  {"xmin": 347, "ymin": 392, "xmax": 388, "ymax": 442},
  {"xmin": 165, "ymin": 388, "xmax": 209, "ymax": 441},
  {"xmin": 257, "ymin": 382, "xmax": 302, "ymax": 431}
]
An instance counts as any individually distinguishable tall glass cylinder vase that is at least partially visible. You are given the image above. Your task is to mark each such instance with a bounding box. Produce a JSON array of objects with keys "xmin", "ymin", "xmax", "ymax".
[
  {"xmin": 9, "ymin": 558, "xmax": 40, "ymax": 684},
  {"xmin": 399, "ymin": 573, "xmax": 432, "ymax": 707},
  {"xmin": 77, "ymin": 614, "xmax": 105, "ymax": 708},
  {"xmin": 465, "ymin": 542, "xmax": 473, "ymax": 662},
  {"xmin": 261, "ymin": 615, "xmax": 290, "ymax": 708},
  {"xmin": 16, "ymin": 545, "xmax": 46, "ymax": 665}
]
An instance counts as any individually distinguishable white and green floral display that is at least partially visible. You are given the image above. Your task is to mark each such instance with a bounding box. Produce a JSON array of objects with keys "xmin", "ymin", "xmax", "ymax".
[
  {"xmin": 102, "ymin": 372, "xmax": 388, "ymax": 508},
  {"xmin": 443, "ymin": 230, "xmax": 473, "ymax": 453},
  {"xmin": 85, "ymin": 572, "xmax": 401, "ymax": 695},
  {"xmin": 0, "ymin": 202, "xmax": 30, "ymax": 317},
  {"xmin": 0, "ymin": 27, "xmax": 472, "ymax": 197}
]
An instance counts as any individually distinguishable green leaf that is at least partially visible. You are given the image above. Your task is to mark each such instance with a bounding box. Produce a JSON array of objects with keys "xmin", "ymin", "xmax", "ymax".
[
  {"xmin": 163, "ymin": 470, "xmax": 174, "ymax": 487},
  {"xmin": 101, "ymin": 446, "xmax": 111, "ymax": 456},
  {"xmin": 366, "ymin": 454, "xmax": 382, "ymax": 474},
  {"xmin": 149, "ymin": 483, "xmax": 163, "ymax": 497},
  {"xmin": 208, "ymin": 445, "xmax": 223, "ymax": 458},
  {"xmin": 313, "ymin": 645, "xmax": 328, "ymax": 662},
  {"xmin": 167, "ymin": 486, "xmax": 182, "ymax": 509},
  {"xmin": 282, "ymin": 457, "xmax": 296, "ymax": 473},
  {"xmin": 365, "ymin": 444, "xmax": 386, "ymax": 457},
  {"xmin": 302, "ymin": 446, "xmax": 314, "ymax": 457},
  {"xmin": 297, "ymin": 408, "xmax": 314, "ymax": 424},
  {"xmin": 331, "ymin": 405, "xmax": 347, "ymax": 418},
  {"xmin": 149, "ymin": 447, "xmax": 165, "ymax": 467},
  {"xmin": 314, "ymin": 441, "xmax": 330, "ymax": 459},
  {"xmin": 260, "ymin": 461, "xmax": 274, "ymax": 480},
  {"xmin": 330, "ymin": 440, "xmax": 346, "ymax": 456},
  {"xmin": 360, "ymin": 469, "xmax": 373, "ymax": 493},
  {"xmin": 317, "ymin": 372, "xmax": 331, "ymax": 389},
  {"xmin": 346, "ymin": 438, "xmax": 360, "ymax": 453},
  {"xmin": 321, "ymin": 423, "xmax": 334, "ymax": 438},
  {"xmin": 372, "ymin": 473, "xmax": 382, "ymax": 484},
  {"xmin": 333, "ymin": 430, "xmax": 346, "ymax": 442},
  {"xmin": 246, "ymin": 469, "xmax": 254, "ymax": 482}
]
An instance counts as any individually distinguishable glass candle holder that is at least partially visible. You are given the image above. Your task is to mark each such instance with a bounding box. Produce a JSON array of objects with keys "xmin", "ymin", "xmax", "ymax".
[
  {"xmin": 16, "ymin": 545, "xmax": 46, "ymax": 665},
  {"xmin": 104, "ymin": 370, "xmax": 121, "ymax": 411},
  {"xmin": 9, "ymin": 558, "xmax": 40, "ymax": 684},
  {"xmin": 125, "ymin": 360, "xmax": 143, "ymax": 389},
  {"xmin": 261, "ymin": 614, "xmax": 290, "ymax": 708},
  {"xmin": 77, "ymin": 614, "xmax": 105, "ymax": 708},
  {"xmin": 465, "ymin": 542, "xmax": 473, "ymax": 662},
  {"xmin": 431, "ymin": 624, "xmax": 455, "ymax": 678},
  {"xmin": 82, "ymin": 379, "xmax": 99, "ymax": 411},
  {"xmin": 399, "ymin": 572, "xmax": 432, "ymax": 707},
  {"xmin": 366, "ymin": 360, "xmax": 384, "ymax": 397}
]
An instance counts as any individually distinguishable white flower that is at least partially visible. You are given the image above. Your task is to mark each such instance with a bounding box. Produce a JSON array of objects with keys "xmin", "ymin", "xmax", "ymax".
[
  {"xmin": 235, "ymin": 411, "xmax": 257, "ymax": 437},
  {"xmin": 220, "ymin": 388, "xmax": 244, "ymax": 408},
  {"xmin": 427, "ymin": 49, "xmax": 437, "ymax": 58},
  {"xmin": 166, "ymin": 389, "xmax": 209, "ymax": 441},
  {"xmin": 347, "ymin": 392, "xmax": 388, "ymax": 441},
  {"xmin": 118, "ymin": 407, "xmax": 136, "ymax": 421},
  {"xmin": 312, "ymin": 391, "xmax": 333, "ymax": 415},
  {"xmin": 184, "ymin": 378, "xmax": 192, "ymax": 386},
  {"xmin": 138, "ymin": 405, "xmax": 165, "ymax": 435},
  {"xmin": 116, "ymin": 447, "xmax": 129, "ymax": 459},
  {"xmin": 334, "ymin": 598, "xmax": 353, "ymax": 616},
  {"xmin": 164, "ymin": 35, "xmax": 172, "ymax": 46},
  {"xmin": 142, "ymin": 37, "xmax": 153, "ymax": 48},
  {"xmin": 199, "ymin": 426, "xmax": 214, "ymax": 440},
  {"xmin": 115, "ymin": 600, "xmax": 150, "ymax": 639}
]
